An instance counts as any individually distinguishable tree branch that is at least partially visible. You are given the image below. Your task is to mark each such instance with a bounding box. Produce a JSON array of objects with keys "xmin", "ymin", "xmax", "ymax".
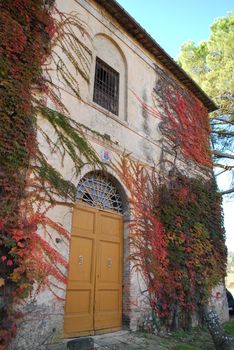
[
  {"xmin": 213, "ymin": 150, "xmax": 234, "ymax": 160},
  {"xmin": 211, "ymin": 130, "xmax": 234, "ymax": 137},
  {"xmin": 212, "ymin": 117, "xmax": 234, "ymax": 126},
  {"xmin": 220, "ymin": 188, "xmax": 234, "ymax": 195},
  {"xmin": 214, "ymin": 163, "xmax": 234, "ymax": 170}
]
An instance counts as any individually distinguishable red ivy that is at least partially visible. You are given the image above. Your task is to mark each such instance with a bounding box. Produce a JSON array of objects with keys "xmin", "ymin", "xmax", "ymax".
[
  {"xmin": 0, "ymin": 1, "xmax": 62, "ymax": 349},
  {"xmin": 118, "ymin": 157, "xmax": 226, "ymax": 330}
]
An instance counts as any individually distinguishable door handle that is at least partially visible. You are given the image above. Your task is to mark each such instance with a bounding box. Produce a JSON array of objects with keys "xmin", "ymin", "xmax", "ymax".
[
  {"xmin": 107, "ymin": 257, "xmax": 112, "ymax": 269},
  {"xmin": 78, "ymin": 255, "xmax": 84, "ymax": 265}
]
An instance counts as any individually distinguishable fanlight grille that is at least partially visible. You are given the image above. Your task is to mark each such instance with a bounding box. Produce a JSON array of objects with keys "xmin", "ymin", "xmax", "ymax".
[{"xmin": 77, "ymin": 173, "xmax": 123, "ymax": 213}]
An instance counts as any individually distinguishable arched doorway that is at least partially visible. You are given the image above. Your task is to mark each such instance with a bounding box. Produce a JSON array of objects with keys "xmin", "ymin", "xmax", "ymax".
[{"xmin": 64, "ymin": 172, "xmax": 124, "ymax": 337}]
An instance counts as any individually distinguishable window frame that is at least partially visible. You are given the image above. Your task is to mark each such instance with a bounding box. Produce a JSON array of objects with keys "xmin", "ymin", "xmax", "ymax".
[{"xmin": 93, "ymin": 57, "xmax": 120, "ymax": 116}]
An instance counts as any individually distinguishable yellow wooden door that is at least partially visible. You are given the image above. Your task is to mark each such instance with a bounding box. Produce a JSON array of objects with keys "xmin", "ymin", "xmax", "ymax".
[
  {"xmin": 64, "ymin": 205, "xmax": 97, "ymax": 336},
  {"xmin": 64, "ymin": 204, "xmax": 123, "ymax": 337},
  {"xmin": 95, "ymin": 210, "xmax": 123, "ymax": 331}
]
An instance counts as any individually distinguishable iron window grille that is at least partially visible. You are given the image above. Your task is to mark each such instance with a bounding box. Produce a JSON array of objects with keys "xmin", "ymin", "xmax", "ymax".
[
  {"xmin": 93, "ymin": 57, "xmax": 119, "ymax": 115},
  {"xmin": 77, "ymin": 173, "xmax": 123, "ymax": 214}
]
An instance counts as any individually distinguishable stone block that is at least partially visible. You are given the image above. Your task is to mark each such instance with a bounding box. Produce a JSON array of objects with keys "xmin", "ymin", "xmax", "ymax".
[{"xmin": 67, "ymin": 337, "xmax": 94, "ymax": 350}]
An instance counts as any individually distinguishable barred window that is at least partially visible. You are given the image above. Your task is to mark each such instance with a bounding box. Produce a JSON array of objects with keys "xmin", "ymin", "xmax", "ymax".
[{"xmin": 93, "ymin": 57, "xmax": 119, "ymax": 115}]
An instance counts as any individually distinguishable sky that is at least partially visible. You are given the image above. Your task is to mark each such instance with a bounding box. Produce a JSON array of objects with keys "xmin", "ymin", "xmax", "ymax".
[
  {"xmin": 117, "ymin": 0, "xmax": 234, "ymax": 251},
  {"xmin": 117, "ymin": 0, "xmax": 234, "ymax": 59}
]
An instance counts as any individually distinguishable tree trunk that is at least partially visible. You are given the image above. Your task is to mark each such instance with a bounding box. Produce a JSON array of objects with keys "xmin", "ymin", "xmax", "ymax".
[{"xmin": 203, "ymin": 305, "xmax": 234, "ymax": 350}]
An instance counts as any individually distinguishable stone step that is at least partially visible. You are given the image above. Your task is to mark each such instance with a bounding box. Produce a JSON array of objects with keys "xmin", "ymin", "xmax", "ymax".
[{"xmin": 48, "ymin": 337, "xmax": 95, "ymax": 350}]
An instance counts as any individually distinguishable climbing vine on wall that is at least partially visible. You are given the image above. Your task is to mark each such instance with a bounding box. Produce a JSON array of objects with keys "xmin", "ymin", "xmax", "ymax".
[
  {"xmin": 0, "ymin": 1, "xmax": 100, "ymax": 349},
  {"xmin": 126, "ymin": 66, "xmax": 223, "ymax": 330},
  {"xmin": 126, "ymin": 64, "xmax": 225, "ymax": 330},
  {"xmin": 117, "ymin": 157, "xmax": 226, "ymax": 330},
  {"xmin": 135, "ymin": 65, "xmax": 212, "ymax": 168}
]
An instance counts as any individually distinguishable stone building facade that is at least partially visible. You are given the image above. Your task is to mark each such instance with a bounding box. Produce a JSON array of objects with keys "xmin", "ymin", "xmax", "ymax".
[{"xmin": 12, "ymin": 0, "xmax": 228, "ymax": 348}]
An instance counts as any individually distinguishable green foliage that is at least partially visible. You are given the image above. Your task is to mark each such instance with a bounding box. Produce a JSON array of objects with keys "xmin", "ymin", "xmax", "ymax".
[
  {"xmin": 35, "ymin": 154, "xmax": 77, "ymax": 201},
  {"xmin": 178, "ymin": 13, "xmax": 234, "ymax": 193},
  {"xmin": 39, "ymin": 106, "xmax": 100, "ymax": 174},
  {"xmin": 158, "ymin": 175, "xmax": 227, "ymax": 295},
  {"xmin": 224, "ymin": 321, "xmax": 234, "ymax": 337},
  {"xmin": 159, "ymin": 176, "xmax": 224, "ymax": 241},
  {"xmin": 173, "ymin": 345, "xmax": 201, "ymax": 350},
  {"xmin": 178, "ymin": 13, "xmax": 234, "ymax": 118}
]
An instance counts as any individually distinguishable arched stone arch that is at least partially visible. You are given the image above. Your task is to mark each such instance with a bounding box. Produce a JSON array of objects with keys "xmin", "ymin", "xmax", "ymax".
[{"xmin": 91, "ymin": 33, "xmax": 128, "ymax": 120}]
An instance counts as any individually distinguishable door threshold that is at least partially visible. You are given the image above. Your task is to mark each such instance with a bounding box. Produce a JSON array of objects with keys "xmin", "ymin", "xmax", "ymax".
[
  {"xmin": 94, "ymin": 327, "xmax": 122, "ymax": 335},
  {"xmin": 63, "ymin": 327, "xmax": 122, "ymax": 339}
]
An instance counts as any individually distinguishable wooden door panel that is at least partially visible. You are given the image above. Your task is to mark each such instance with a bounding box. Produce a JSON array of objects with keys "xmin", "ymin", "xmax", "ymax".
[
  {"xmin": 72, "ymin": 206, "xmax": 96, "ymax": 234},
  {"xmin": 64, "ymin": 288, "xmax": 94, "ymax": 334},
  {"xmin": 99, "ymin": 214, "xmax": 122, "ymax": 238},
  {"xmin": 99, "ymin": 241, "xmax": 120, "ymax": 283},
  {"xmin": 65, "ymin": 289, "xmax": 93, "ymax": 333},
  {"xmin": 95, "ymin": 211, "xmax": 123, "ymax": 331},
  {"xmin": 64, "ymin": 294, "xmax": 93, "ymax": 334},
  {"xmin": 64, "ymin": 204, "xmax": 123, "ymax": 335},
  {"xmin": 95, "ymin": 289, "xmax": 121, "ymax": 329},
  {"xmin": 64, "ymin": 205, "xmax": 97, "ymax": 336},
  {"xmin": 68, "ymin": 236, "xmax": 93, "ymax": 285},
  {"xmin": 65, "ymin": 290, "xmax": 91, "ymax": 313},
  {"xmin": 99, "ymin": 290, "xmax": 120, "ymax": 311}
]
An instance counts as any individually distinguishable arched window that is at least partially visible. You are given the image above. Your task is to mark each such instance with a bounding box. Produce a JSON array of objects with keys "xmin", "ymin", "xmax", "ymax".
[
  {"xmin": 77, "ymin": 173, "xmax": 123, "ymax": 214},
  {"xmin": 93, "ymin": 57, "xmax": 119, "ymax": 115},
  {"xmin": 92, "ymin": 34, "xmax": 127, "ymax": 120}
]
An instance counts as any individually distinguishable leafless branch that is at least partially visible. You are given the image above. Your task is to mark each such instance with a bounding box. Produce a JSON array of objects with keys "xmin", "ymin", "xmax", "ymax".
[
  {"xmin": 220, "ymin": 188, "xmax": 234, "ymax": 195},
  {"xmin": 213, "ymin": 150, "xmax": 234, "ymax": 160}
]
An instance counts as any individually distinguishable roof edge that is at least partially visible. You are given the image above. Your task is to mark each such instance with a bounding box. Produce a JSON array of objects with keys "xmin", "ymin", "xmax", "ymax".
[{"xmin": 94, "ymin": 0, "xmax": 217, "ymax": 112}]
